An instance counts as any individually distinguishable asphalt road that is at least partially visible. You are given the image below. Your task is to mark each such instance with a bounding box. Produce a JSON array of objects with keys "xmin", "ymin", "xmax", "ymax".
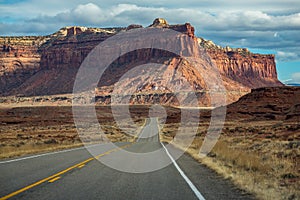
[{"xmin": 0, "ymin": 118, "xmax": 254, "ymax": 200}]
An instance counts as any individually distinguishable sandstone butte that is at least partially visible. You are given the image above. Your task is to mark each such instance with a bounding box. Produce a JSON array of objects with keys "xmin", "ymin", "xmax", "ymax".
[{"xmin": 0, "ymin": 18, "xmax": 283, "ymax": 106}]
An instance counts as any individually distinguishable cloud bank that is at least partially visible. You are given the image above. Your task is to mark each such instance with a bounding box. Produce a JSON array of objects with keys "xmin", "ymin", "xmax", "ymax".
[{"xmin": 0, "ymin": 1, "xmax": 300, "ymax": 64}]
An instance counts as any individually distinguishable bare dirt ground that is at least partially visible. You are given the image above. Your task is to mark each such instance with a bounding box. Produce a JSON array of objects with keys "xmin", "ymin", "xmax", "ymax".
[{"xmin": 0, "ymin": 106, "xmax": 147, "ymax": 158}]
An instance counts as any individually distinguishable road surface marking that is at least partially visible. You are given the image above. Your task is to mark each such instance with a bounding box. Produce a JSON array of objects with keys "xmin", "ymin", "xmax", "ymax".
[
  {"xmin": 77, "ymin": 164, "xmax": 85, "ymax": 169},
  {"xmin": 48, "ymin": 177, "xmax": 61, "ymax": 183},
  {"xmin": 0, "ymin": 143, "xmax": 105, "ymax": 164},
  {"xmin": 135, "ymin": 118, "xmax": 148, "ymax": 142},
  {"xmin": 0, "ymin": 143, "xmax": 133, "ymax": 200},
  {"xmin": 95, "ymin": 153, "xmax": 106, "ymax": 159},
  {"xmin": 161, "ymin": 142, "xmax": 206, "ymax": 200}
]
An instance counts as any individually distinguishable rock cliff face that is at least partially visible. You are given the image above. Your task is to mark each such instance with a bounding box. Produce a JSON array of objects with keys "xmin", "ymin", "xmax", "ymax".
[
  {"xmin": 206, "ymin": 49, "xmax": 279, "ymax": 88},
  {"xmin": 0, "ymin": 36, "xmax": 48, "ymax": 94},
  {"xmin": 0, "ymin": 18, "xmax": 282, "ymax": 106}
]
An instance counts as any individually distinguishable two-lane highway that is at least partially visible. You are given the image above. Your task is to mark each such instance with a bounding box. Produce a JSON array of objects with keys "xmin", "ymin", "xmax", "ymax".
[
  {"xmin": 0, "ymin": 118, "xmax": 254, "ymax": 200},
  {"xmin": 136, "ymin": 117, "xmax": 160, "ymax": 143}
]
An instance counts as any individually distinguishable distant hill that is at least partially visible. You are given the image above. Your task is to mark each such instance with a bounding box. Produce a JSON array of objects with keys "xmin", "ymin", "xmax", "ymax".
[{"xmin": 225, "ymin": 86, "xmax": 300, "ymax": 121}]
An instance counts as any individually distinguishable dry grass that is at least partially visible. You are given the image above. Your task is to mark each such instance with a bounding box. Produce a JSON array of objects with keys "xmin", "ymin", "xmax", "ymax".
[
  {"xmin": 0, "ymin": 143, "xmax": 83, "ymax": 159},
  {"xmin": 161, "ymin": 121, "xmax": 300, "ymax": 200},
  {"xmin": 0, "ymin": 106, "xmax": 145, "ymax": 159}
]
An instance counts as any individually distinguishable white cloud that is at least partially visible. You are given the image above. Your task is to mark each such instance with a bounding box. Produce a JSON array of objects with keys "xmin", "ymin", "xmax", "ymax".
[
  {"xmin": 276, "ymin": 51, "xmax": 299, "ymax": 62},
  {"xmin": 71, "ymin": 3, "xmax": 106, "ymax": 23},
  {"xmin": 0, "ymin": 2, "xmax": 299, "ymax": 63},
  {"xmin": 110, "ymin": 4, "xmax": 139, "ymax": 16},
  {"xmin": 2, "ymin": 3, "xmax": 300, "ymax": 31},
  {"xmin": 29, "ymin": 5, "xmax": 300, "ymax": 33},
  {"xmin": 291, "ymin": 72, "xmax": 300, "ymax": 83}
]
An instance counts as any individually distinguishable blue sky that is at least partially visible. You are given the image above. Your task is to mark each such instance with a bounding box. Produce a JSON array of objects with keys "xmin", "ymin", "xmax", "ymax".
[{"xmin": 0, "ymin": 0, "xmax": 299, "ymax": 83}]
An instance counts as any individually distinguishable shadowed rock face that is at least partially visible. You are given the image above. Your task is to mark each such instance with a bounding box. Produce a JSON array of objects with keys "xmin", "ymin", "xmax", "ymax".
[
  {"xmin": 0, "ymin": 36, "xmax": 48, "ymax": 94},
  {"xmin": 225, "ymin": 86, "xmax": 300, "ymax": 121},
  {"xmin": 0, "ymin": 18, "xmax": 282, "ymax": 106}
]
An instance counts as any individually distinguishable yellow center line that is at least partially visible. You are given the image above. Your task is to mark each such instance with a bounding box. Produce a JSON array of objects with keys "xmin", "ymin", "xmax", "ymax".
[
  {"xmin": 48, "ymin": 177, "xmax": 61, "ymax": 183},
  {"xmin": 0, "ymin": 143, "xmax": 134, "ymax": 200},
  {"xmin": 77, "ymin": 164, "xmax": 85, "ymax": 169},
  {"xmin": 134, "ymin": 118, "xmax": 147, "ymax": 142}
]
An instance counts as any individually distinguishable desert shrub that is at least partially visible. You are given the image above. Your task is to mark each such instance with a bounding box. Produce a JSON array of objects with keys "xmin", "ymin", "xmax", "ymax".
[{"xmin": 44, "ymin": 139, "xmax": 57, "ymax": 144}]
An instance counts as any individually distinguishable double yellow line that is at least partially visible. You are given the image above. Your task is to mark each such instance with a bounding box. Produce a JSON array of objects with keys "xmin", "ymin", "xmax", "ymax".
[{"xmin": 0, "ymin": 143, "xmax": 133, "ymax": 200}]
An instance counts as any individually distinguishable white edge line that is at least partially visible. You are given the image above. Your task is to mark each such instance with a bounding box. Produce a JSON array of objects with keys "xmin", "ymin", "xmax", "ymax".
[
  {"xmin": 0, "ymin": 143, "xmax": 104, "ymax": 164},
  {"xmin": 161, "ymin": 142, "xmax": 206, "ymax": 200}
]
